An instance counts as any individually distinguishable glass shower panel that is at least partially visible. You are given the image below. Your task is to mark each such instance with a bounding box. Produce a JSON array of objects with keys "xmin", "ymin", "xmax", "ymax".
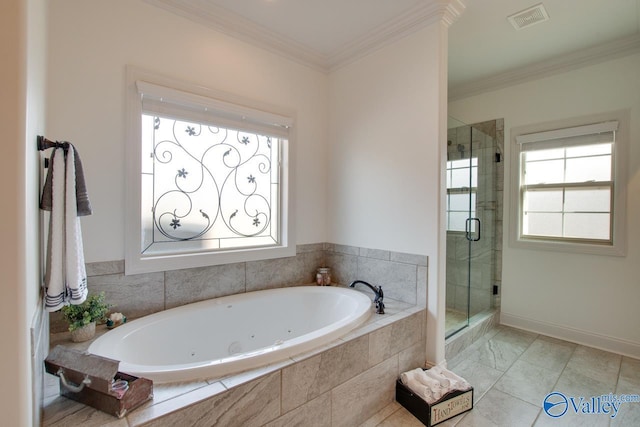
[
  {"xmin": 468, "ymin": 126, "xmax": 495, "ymax": 321},
  {"xmin": 445, "ymin": 121, "xmax": 473, "ymax": 337}
]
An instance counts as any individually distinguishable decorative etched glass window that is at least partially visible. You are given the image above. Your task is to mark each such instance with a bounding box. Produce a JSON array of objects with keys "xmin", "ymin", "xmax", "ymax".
[
  {"xmin": 125, "ymin": 69, "xmax": 295, "ymax": 274},
  {"xmin": 511, "ymin": 115, "xmax": 628, "ymax": 256},
  {"xmin": 445, "ymin": 158, "xmax": 477, "ymax": 232},
  {"xmin": 141, "ymin": 114, "xmax": 282, "ymax": 255}
]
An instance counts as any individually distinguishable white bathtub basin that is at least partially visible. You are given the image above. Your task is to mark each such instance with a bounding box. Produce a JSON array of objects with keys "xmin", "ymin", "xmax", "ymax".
[{"xmin": 88, "ymin": 286, "xmax": 372, "ymax": 383}]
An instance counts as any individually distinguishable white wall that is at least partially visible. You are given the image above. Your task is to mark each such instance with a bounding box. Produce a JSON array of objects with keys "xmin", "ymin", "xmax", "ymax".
[
  {"xmin": 0, "ymin": 0, "xmax": 47, "ymax": 424},
  {"xmin": 328, "ymin": 22, "xmax": 450, "ymax": 364},
  {"xmin": 449, "ymin": 53, "xmax": 640, "ymax": 357},
  {"xmin": 46, "ymin": 0, "xmax": 455, "ymax": 366},
  {"xmin": 46, "ymin": 0, "xmax": 329, "ymax": 263}
]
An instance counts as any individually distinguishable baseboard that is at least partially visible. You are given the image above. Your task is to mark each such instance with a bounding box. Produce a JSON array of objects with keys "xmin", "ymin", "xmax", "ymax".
[
  {"xmin": 501, "ymin": 312, "xmax": 640, "ymax": 359},
  {"xmin": 31, "ymin": 294, "xmax": 49, "ymax": 427}
]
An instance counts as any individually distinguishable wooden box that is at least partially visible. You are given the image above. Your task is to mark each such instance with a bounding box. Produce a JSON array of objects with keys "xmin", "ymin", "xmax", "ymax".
[
  {"xmin": 45, "ymin": 345, "xmax": 153, "ymax": 418},
  {"xmin": 396, "ymin": 373, "xmax": 473, "ymax": 426}
]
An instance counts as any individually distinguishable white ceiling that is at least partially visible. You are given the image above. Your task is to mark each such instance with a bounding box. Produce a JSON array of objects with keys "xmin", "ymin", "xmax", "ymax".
[
  {"xmin": 147, "ymin": 0, "xmax": 640, "ymax": 99},
  {"xmin": 448, "ymin": 0, "xmax": 640, "ymax": 99},
  {"xmin": 208, "ymin": 0, "xmax": 425, "ymax": 57}
]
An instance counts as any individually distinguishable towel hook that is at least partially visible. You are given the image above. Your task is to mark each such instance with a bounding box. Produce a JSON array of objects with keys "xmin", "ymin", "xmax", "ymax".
[{"xmin": 37, "ymin": 135, "xmax": 68, "ymax": 151}]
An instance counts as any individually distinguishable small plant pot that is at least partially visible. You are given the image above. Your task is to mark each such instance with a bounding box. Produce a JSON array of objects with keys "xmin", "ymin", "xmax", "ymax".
[{"xmin": 70, "ymin": 322, "xmax": 96, "ymax": 343}]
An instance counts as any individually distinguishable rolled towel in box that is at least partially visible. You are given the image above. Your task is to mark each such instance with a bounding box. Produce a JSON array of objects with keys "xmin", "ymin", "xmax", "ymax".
[
  {"xmin": 432, "ymin": 366, "xmax": 472, "ymax": 391},
  {"xmin": 401, "ymin": 368, "xmax": 442, "ymax": 391},
  {"xmin": 414, "ymin": 383, "xmax": 442, "ymax": 404},
  {"xmin": 424, "ymin": 368, "xmax": 451, "ymax": 388},
  {"xmin": 440, "ymin": 369, "xmax": 471, "ymax": 391}
]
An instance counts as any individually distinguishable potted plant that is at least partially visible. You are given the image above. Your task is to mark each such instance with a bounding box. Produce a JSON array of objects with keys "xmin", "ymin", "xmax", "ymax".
[{"xmin": 61, "ymin": 292, "xmax": 111, "ymax": 342}]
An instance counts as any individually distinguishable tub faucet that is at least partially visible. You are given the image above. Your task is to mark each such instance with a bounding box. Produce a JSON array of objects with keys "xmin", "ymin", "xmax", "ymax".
[{"xmin": 349, "ymin": 280, "xmax": 385, "ymax": 314}]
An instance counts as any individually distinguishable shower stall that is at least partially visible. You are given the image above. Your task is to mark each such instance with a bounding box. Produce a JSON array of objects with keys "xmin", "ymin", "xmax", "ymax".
[{"xmin": 445, "ymin": 117, "xmax": 503, "ymax": 338}]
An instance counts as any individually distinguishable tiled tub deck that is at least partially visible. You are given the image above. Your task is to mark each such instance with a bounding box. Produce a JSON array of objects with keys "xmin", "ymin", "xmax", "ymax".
[{"xmin": 43, "ymin": 295, "xmax": 426, "ymax": 427}]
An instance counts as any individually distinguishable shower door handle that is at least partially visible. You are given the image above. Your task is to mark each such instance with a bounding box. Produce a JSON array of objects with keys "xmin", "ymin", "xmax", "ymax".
[{"xmin": 465, "ymin": 218, "xmax": 481, "ymax": 242}]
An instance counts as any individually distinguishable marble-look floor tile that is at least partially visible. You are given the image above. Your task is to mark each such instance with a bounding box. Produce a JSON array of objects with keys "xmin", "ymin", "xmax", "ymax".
[
  {"xmin": 612, "ymin": 374, "xmax": 640, "ymax": 426},
  {"xmin": 534, "ymin": 407, "xmax": 611, "ymax": 427},
  {"xmin": 494, "ymin": 359, "xmax": 562, "ymax": 406},
  {"xmin": 375, "ymin": 406, "xmax": 425, "ymax": 427},
  {"xmin": 554, "ymin": 366, "xmax": 615, "ymax": 398},
  {"xmin": 519, "ymin": 335, "xmax": 576, "ymax": 372},
  {"xmin": 563, "ymin": 345, "xmax": 621, "ymax": 389},
  {"xmin": 454, "ymin": 409, "xmax": 499, "ymax": 426},
  {"xmin": 619, "ymin": 356, "xmax": 640, "ymax": 385},
  {"xmin": 450, "ymin": 358, "xmax": 504, "ymax": 404},
  {"xmin": 43, "ymin": 396, "xmax": 129, "ymax": 427},
  {"xmin": 472, "ymin": 389, "xmax": 540, "ymax": 427},
  {"xmin": 473, "ymin": 328, "xmax": 537, "ymax": 372},
  {"xmin": 547, "ymin": 369, "xmax": 619, "ymax": 426},
  {"xmin": 359, "ymin": 401, "xmax": 403, "ymax": 427}
]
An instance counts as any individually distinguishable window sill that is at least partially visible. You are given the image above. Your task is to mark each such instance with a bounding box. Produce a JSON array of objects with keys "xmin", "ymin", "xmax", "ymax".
[{"xmin": 509, "ymin": 235, "xmax": 625, "ymax": 257}]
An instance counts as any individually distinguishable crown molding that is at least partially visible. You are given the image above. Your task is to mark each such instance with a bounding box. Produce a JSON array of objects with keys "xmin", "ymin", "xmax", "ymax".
[
  {"xmin": 144, "ymin": 0, "xmax": 466, "ymax": 73},
  {"xmin": 143, "ymin": 0, "xmax": 328, "ymax": 72},
  {"xmin": 449, "ymin": 33, "xmax": 640, "ymax": 101},
  {"xmin": 328, "ymin": 0, "xmax": 466, "ymax": 71}
]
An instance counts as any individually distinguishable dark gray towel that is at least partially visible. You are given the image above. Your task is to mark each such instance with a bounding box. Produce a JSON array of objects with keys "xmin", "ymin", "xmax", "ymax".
[{"xmin": 40, "ymin": 142, "xmax": 92, "ymax": 216}]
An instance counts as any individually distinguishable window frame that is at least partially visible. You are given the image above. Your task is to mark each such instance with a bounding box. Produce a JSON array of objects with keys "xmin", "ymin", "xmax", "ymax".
[
  {"xmin": 509, "ymin": 111, "xmax": 629, "ymax": 256},
  {"xmin": 125, "ymin": 67, "xmax": 296, "ymax": 275}
]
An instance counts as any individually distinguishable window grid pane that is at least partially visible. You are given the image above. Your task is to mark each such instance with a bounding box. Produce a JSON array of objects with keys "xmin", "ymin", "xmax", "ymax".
[
  {"xmin": 446, "ymin": 158, "xmax": 478, "ymax": 231},
  {"xmin": 522, "ymin": 186, "xmax": 612, "ymax": 243},
  {"xmin": 521, "ymin": 140, "xmax": 614, "ymax": 243}
]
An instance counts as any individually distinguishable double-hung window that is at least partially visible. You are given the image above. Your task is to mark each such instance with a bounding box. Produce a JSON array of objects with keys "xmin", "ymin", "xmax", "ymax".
[
  {"xmin": 511, "ymin": 113, "xmax": 628, "ymax": 255},
  {"xmin": 445, "ymin": 158, "xmax": 478, "ymax": 232},
  {"xmin": 125, "ymin": 69, "xmax": 295, "ymax": 274}
]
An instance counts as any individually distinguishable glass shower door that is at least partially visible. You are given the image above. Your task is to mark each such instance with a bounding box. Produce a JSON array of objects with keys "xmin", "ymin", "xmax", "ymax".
[
  {"xmin": 445, "ymin": 118, "xmax": 498, "ymax": 339},
  {"xmin": 445, "ymin": 121, "xmax": 475, "ymax": 337}
]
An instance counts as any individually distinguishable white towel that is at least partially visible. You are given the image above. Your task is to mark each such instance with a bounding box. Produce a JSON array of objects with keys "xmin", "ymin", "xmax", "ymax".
[
  {"xmin": 401, "ymin": 368, "xmax": 444, "ymax": 404},
  {"xmin": 44, "ymin": 146, "xmax": 88, "ymax": 311},
  {"xmin": 44, "ymin": 148, "xmax": 66, "ymax": 311},
  {"xmin": 64, "ymin": 145, "xmax": 88, "ymax": 304},
  {"xmin": 432, "ymin": 366, "xmax": 472, "ymax": 391},
  {"xmin": 412, "ymin": 383, "xmax": 441, "ymax": 404},
  {"xmin": 401, "ymin": 368, "xmax": 442, "ymax": 391},
  {"xmin": 424, "ymin": 368, "xmax": 451, "ymax": 388}
]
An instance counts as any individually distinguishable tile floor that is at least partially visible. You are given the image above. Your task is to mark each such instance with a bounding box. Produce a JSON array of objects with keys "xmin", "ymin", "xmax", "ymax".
[{"xmin": 366, "ymin": 325, "xmax": 640, "ymax": 427}]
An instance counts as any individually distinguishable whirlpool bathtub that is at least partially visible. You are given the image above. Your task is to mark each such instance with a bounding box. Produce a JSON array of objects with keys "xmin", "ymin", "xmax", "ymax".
[{"xmin": 88, "ymin": 286, "xmax": 372, "ymax": 383}]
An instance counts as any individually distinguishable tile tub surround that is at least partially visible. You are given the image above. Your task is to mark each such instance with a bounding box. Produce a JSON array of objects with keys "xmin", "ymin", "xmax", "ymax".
[
  {"xmin": 48, "ymin": 243, "xmax": 428, "ymax": 333},
  {"xmin": 43, "ymin": 298, "xmax": 427, "ymax": 426}
]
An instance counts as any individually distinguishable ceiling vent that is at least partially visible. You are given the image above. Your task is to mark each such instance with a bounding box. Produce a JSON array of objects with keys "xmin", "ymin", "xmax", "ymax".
[{"xmin": 507, "ymin": 3, "xmax": 549, "ymax": 30}]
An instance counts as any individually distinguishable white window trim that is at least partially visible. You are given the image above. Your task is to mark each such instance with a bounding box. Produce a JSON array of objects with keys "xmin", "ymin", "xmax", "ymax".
[
  {"xmin": 125, "ymin": 66, "xmax": 296, "ymax": 275},
  {"xmin": 509, "ymin": 110, "xmax": 629, "ymax": 256}
]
